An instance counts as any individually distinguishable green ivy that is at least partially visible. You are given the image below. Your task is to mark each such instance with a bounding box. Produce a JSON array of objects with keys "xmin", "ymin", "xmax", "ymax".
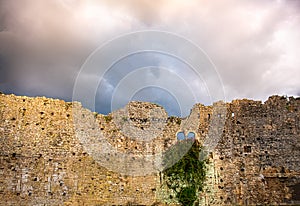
[{"xmin": 163, "ymin": 140, "xmax": 206, "ymax": 206}]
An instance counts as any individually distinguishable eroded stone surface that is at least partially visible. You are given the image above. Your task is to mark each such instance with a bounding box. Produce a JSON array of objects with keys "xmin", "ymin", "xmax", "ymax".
[{"xmin": 0, "ymin": 93, "xmax": 299, "ymax": 205}]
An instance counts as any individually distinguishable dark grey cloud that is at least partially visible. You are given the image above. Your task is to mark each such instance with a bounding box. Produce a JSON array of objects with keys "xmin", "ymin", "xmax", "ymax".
[{"xmin": 0, "ymin": 0, "xmax": 299, "ymax": 116}]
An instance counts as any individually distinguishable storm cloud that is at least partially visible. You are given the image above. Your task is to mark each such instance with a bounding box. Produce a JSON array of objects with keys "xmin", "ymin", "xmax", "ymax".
[{"xmin": 0, "ymin": 0, "xmax": 299, "ymax": 116}]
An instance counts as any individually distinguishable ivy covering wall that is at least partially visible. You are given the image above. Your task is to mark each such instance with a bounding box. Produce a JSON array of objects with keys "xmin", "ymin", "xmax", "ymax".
[{"xmin": 162, "ymin": 140, "xmax": 206, "ymax": 205}]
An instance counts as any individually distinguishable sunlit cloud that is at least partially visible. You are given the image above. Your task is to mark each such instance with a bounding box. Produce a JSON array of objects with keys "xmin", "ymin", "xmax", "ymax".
[{"xmin": 0, "ymin": 0, "xmax": 299, "ymax": 115}]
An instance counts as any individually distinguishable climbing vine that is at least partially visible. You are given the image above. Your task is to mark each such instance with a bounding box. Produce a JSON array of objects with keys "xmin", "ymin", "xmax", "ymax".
[{"xmin": 163, "ymin": 140, "xmax": 206, "ymax": 206}]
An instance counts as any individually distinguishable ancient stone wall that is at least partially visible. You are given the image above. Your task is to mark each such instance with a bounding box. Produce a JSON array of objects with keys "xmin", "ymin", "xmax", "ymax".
[
  {"xmin": 0, "ymin": 93, "xmax": 299, "ymax": 205},
  {"xmin": 200, "ymin": 96, "xmax": 300, "ymax": 205},
  {"xmin": 0, "ymin": 94, "xmax": 158, "ymax": 205}
]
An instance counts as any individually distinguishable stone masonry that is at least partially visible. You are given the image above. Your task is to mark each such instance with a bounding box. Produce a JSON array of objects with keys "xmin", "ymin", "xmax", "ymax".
[{"xmin": 0, "ymin": 93, "xmax": 299, "ymax": 205}]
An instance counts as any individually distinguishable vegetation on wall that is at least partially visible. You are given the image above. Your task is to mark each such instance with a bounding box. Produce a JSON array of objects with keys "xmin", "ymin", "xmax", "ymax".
[
  {"xmin": 104, "ymin": 115, "xmax": 112, "ymax": 122},
  {"xmin": 168, "ymin": 116, "xmax": 182, "ymax": 125},
  {"xmin": 162, "ymin": 140, "xmax": 206, "ymax": 206}
]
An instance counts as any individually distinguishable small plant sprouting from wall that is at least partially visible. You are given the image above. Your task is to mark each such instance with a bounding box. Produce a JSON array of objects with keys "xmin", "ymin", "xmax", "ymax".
[
  {"xmin": 168, "ymin": 116, "xmax": 182, "ymax": 125},
  {"xmin": 93, "ymin": 112, "xmax": 98, "ymax": 118},
  {"xmin": 162, "ymin": 140, "xmax": 206, "ymax": 206},
  {"xmin": 104, "ymin": 115, "xmax": 112, "ymax": 122}
]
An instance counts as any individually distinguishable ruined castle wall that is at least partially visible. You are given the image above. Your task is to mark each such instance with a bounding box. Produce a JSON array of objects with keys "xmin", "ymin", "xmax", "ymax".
[
  {"xmin": 0, "ymin": 94, "xmax": 158, "ymax": 205},
  {"xmin": 200, "ymin": 96, "xmax": 300, "ymax": 205},
  {"xmin": 0, "ymin": 93, "xmax": 299, "ymax": 205}
]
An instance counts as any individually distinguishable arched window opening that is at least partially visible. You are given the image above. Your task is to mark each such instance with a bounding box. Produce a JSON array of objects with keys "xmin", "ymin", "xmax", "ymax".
[
  {"xmin": 187, "ymin": 132, "xmax": 195, "ymax": 140},
  {"xmin": 177, "ymin": 132, "xmax": 185, "ymax": 141}
]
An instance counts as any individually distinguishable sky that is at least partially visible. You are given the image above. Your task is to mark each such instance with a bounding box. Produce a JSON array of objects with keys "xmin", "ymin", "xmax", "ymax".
[{"xmin": 0, "ymin": 0, "xmax": 299, "ymax": 117}]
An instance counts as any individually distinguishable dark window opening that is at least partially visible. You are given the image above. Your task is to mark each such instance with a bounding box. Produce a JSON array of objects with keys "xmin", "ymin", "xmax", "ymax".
[
  {"xmin": 244, "ymin": 146, "xmax": 252, "ymax": 153},
  {"xmin": 291, "ymin": 183, "xmax": 300, "ymax": 201}
]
